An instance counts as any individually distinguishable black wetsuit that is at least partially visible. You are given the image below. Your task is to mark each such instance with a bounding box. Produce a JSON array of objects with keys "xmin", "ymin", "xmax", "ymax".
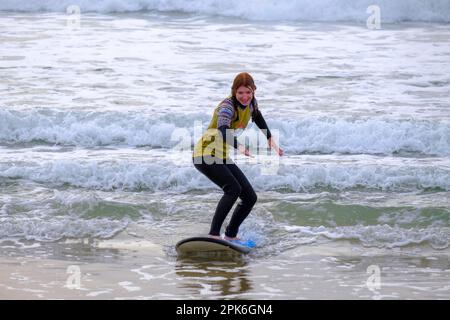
[{"xmin": 193, "ymin": 97, "xmax": 271, "ymax": 237}]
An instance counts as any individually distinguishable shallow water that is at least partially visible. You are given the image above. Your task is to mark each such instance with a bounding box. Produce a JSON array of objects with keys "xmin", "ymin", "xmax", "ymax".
[{"xmin": 0, "ymin": 9, "xmax": 449, "ymax": 299}]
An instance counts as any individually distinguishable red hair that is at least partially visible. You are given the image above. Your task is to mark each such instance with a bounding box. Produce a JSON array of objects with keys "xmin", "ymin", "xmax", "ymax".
[{"xmin": 231, "ymin": 72, "xmax": 257, "ymax": 97}]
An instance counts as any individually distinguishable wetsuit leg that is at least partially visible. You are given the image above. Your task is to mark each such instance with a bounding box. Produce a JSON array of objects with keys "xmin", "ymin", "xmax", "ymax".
[
  {"xmin": 223, "ymin": 163, "xmax": 257, "ymax": 238},
  {"xmin": 194, "ymin": 160, "xmax": 242, "ymax": 236},
  {"xmin": 193, "ymin": 158, "xmax": 257, "ymax": 237}
]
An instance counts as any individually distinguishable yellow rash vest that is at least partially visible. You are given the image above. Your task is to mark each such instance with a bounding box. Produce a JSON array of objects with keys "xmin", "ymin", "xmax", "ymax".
[{"xmin": 193, "ymin": 96, "xmax": 256, "ymax": 159}]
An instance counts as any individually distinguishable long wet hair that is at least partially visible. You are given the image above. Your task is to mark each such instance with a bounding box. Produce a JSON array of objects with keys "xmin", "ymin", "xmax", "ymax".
[
  {"xmin": 231, "ymin": 72, "xmax": 257, "ymax": 97},
  {"xmin": 230, "ymin": 72, "xmax": 258, "ymax": 119}
]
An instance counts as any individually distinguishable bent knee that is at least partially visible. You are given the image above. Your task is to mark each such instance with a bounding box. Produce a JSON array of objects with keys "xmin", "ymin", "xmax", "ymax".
[
  {"xmin": 223, "ymin": 182, "xmax": 242, "ymax": 199},
  {"xmin": 244, "ymin": 190, "xmax": 257, "ymax": 206},
  {"xmin": 250, "ymin": 192, "xmax": 257, "ymax": 205}
]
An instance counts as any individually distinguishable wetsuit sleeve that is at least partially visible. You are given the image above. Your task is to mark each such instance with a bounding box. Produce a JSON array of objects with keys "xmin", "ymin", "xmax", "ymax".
[
  {"xmin": 253, "ymin": 109, "xmax": 272, "ymax": 140},
  {"xmin": 217, "ymin": 102, "xmax": 240, "ymax": 149},
  {"xmin": 217, "ymin": 102, "xmax": 234, "ymax": 128},
  {"xmin": 218, "ymin": 125, "xmax": 240, "ymax": 149}
]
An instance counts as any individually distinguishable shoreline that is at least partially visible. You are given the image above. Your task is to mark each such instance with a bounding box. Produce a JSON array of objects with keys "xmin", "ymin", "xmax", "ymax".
[{"xmin": 1, "ymin": 238, "xmax": 448, "ymax": 300}]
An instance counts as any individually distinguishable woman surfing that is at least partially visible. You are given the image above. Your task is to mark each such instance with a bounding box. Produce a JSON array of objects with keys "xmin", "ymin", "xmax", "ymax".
[{"xmin": 192, "ymin": 72, "xmax": 284, "ymax": 242}]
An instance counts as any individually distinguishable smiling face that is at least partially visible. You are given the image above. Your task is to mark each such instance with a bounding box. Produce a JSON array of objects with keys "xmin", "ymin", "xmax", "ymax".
[
  {"xmin": 235, "ymin": 86, "xmax": 253, "ymax": 106},
  {"xmin": 231, "ymin": 72, "xmax": 257, "ymax": 106}
]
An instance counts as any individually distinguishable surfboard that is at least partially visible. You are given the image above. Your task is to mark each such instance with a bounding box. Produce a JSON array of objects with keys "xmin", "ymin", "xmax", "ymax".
[{"xmin": 176, "ymin": 237, "xmax": 255, "ymax": 255}]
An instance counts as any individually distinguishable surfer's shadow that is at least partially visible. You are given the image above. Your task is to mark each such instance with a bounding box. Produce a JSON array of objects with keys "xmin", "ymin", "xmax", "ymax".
[{"xmin": 174, "ymin": 256, "xmax": 253, "ymax": 297}]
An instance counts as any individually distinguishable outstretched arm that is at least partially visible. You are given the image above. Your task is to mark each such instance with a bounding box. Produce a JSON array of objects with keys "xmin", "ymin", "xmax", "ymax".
[{"xmin": 253, "ymin": 109, "xmax": 284, "ymax": 156}]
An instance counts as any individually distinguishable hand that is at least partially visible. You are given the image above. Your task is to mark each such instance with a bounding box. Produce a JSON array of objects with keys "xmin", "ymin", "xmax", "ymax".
[
  {"xmin": 238, "ymin": 144, "xmax": 253, "ymax": 157},
  {"xmin": 268, "ymin": 137, "xmax": 284, "ymax": 156}
]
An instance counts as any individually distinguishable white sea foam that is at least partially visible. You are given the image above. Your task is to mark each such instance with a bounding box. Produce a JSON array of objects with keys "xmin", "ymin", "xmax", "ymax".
[
  {"xmin": 0, "ymin": 2, "xmax": 448, "ymax": 260},
  {"xmin": 0, "ymin": 0, "xmax": 449, "ymax": 23},
  {"xmin": 0, "ymin": 216, "xmax": 127, "ymax": 241},
  {"xmin": 273, "ymin": 117, "xmax": 450, "ymax": 157},
  {"xmin": 0, "ymin": 189, "xmax": 130, "ymax": 241},
  {"xmin": 1, "ymin": 109, "xmax": 449, "ymax": 156},
  {"xmin": 0, "ymin": 109, "xmax": 201, "ymax": 149},
  {"xmin": 1, "ymin": 155, "xmax": 449, "ymax": 191},
  {"xmin": 284, "ymin": 224, "xmax": 450, "ymax": 249}
]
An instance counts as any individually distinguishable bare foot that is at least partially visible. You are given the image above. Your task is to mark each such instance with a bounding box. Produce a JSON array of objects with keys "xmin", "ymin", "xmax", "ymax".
[
  {"xmin": 208, "ymin": 235, "xmax": 222, "ymax": 240},
  {"xmin": 224, "ymin": 236, "xmax": 240, "ymax": 241}
]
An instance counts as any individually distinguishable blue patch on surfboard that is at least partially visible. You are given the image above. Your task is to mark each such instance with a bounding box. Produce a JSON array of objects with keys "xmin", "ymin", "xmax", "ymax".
[{"xmin": 176, "ymin": 236, "xmax": 255, "ymax": 255}]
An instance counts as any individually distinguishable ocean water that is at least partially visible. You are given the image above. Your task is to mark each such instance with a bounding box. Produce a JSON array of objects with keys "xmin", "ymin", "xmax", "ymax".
[{"xmin": 0, "ymin": 0, "xmax": 449, "ymax": 299}]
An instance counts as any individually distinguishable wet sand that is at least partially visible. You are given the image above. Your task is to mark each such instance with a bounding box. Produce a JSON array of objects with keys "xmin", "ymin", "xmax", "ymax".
[{"xmin": 1, "ymin": 235, "xmax": 448, "ymax": 300}]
